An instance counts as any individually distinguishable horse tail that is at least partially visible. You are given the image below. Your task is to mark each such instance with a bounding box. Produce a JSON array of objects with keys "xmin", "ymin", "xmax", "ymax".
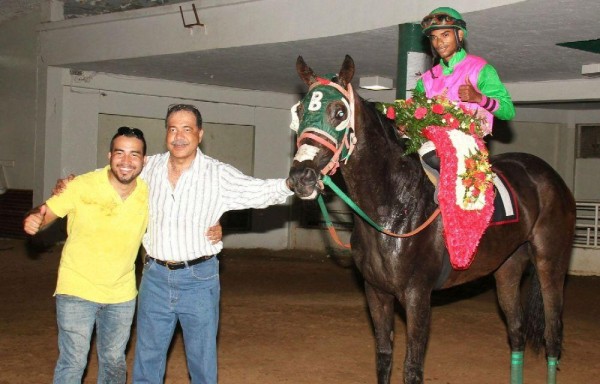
[{"xmin": 524, "ymin": 267, "xmax": 545, "ymax": 353}]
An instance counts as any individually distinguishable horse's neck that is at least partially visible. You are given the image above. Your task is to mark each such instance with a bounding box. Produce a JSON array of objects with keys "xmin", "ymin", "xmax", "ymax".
[
  {"xmin": 349, "ymin": 101, "xmax": 417, "ymax": 180},
  {"xmin": 341, "ymin": 101, "xmax": 433, "ymax": 213}
]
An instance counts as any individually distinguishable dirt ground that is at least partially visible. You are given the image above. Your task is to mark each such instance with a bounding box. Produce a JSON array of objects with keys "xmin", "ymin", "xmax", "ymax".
[{"xmin": 1, "ymin": 237, "xmax": 599, "ymax": 384}]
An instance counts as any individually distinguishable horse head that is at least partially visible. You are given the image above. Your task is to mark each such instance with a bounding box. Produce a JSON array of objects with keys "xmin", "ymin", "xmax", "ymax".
[{"xmin": 288, "ymin": 55, "xmax": 357, "ymax": 200}]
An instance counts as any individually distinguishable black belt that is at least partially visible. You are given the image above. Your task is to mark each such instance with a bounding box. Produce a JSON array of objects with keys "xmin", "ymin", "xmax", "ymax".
[{"xmin": 146, "ymin": 255, "xmax": 214, "ymax": 270}]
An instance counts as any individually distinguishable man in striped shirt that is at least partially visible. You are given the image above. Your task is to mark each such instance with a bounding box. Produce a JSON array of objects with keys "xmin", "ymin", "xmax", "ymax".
[{"xmin": 132, "ymin": 104, "xmax": 294, "ymax": 384}]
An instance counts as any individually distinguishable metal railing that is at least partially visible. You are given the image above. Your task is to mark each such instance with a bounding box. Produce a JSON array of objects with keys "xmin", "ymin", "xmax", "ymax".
[{"xmin": 575, "ymin": 201, "xmax": 600, "ymax": 248}]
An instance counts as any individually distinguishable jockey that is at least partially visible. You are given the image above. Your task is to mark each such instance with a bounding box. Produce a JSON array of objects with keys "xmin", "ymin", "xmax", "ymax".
[{"xmin": 415, "ymin": 7, "xmax": 515, "ymax": 202}]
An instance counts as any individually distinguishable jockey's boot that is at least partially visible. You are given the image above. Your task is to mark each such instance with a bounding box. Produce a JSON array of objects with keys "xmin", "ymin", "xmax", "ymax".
[{"xmin": 418, "ymin": 141, "xmax": 440, "ymax": 204}]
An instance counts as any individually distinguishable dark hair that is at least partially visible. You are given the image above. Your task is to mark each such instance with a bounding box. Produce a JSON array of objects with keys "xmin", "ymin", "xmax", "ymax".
[
  {"xmin": 110, "ymin": 126, "xmax": 147, "ymax": 155},
  {"xmin": 166, "ymin": 104, "xmax": 203, "ymax": 129}
]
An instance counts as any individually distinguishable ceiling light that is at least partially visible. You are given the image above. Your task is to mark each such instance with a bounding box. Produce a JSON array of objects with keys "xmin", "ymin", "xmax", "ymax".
[
  {"xmin": 359, "ymin": 76, "xmax": 393, "ymax": 90},
  {"xmin": 582, "ymin": 63, "xmax": 600, "ymax": 78}
]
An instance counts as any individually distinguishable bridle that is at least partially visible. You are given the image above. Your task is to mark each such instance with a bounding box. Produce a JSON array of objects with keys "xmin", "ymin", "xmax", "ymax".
[{"xmin": 294, "ymin": 77, "xmax": 357, "ymax": 176}]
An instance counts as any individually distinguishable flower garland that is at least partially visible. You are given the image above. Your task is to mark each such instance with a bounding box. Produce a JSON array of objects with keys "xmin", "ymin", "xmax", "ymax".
[
  {"xmin": 376, "ymin": 91, "xmax": 491, "ymax": 155},
  {"xmin": 425, "ymin": 126, "xmax": 495, "ymax": 269},
  {"xmin": 458, "ymin": 148, "xmax": 494, "ymax": 207}
]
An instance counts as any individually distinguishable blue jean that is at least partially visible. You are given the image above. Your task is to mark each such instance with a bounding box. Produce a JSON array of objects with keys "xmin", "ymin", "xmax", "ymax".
[
  {"xmin": 133, "ymin": 256, "xmax": 220, "ymax": 384},
  {"xmin": 54, "ymin": 294, "xmax": 136, "ymax": 384}
]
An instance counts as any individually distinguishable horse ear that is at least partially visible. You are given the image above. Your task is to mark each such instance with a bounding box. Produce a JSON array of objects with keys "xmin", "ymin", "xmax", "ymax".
[
  {"xmin": 296, "ymin": 56, "xmax": 317, "ymax": 86},
  {"xmin": 338, "ymin": 55, "xmax": 355, "ymax": 87}
]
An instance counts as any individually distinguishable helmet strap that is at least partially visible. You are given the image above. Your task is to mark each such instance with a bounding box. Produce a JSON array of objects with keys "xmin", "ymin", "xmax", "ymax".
[{"xmin": 454, "ymin": 29, "xmax": 464, "ymax": 51}]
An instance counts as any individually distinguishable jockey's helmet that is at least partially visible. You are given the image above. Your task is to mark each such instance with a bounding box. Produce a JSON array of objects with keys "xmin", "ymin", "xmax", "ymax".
[{"xmin": 421, "ymin": 7, "xmax": 468, "ymax": 37}]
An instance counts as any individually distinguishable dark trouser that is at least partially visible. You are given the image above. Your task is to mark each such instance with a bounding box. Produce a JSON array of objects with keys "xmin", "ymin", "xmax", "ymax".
[{"xmin": 418, "ymin": 141, "xmax": 440, "ymax": 203}]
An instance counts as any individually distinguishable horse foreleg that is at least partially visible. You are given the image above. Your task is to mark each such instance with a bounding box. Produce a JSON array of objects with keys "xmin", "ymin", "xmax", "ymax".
[
  {"xmin": 494, "ymin": 246, "xmax": 530, "ymax": 384},
  {"xmin": 365, "ymin": 282, "xmax": 396, "ymax": 384},
  {"xmin": 402, "ymin": 288, "xmax": 432, "ymax": 384}
]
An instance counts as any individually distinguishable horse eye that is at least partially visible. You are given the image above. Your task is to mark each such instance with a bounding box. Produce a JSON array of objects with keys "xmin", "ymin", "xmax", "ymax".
[{"xmin": 336, "ymin": 110, "xmax": 345, "ymax": 119}]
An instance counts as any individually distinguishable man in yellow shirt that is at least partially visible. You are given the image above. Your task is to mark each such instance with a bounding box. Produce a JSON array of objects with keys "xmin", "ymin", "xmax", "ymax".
[{"xmin": 24, "ymin": 127, "xmax": 149, "ymax": 384}]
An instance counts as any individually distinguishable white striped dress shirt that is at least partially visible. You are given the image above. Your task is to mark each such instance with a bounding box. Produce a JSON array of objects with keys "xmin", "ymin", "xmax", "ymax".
[{"xmin": 141, "ymin": 149, "xmax": 292, "ymax": 262}]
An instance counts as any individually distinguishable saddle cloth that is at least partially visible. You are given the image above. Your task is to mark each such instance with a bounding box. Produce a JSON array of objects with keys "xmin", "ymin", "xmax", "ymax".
[{"xmin": 490, "ymin": 171, "xmax": 519, "ymax": 226}]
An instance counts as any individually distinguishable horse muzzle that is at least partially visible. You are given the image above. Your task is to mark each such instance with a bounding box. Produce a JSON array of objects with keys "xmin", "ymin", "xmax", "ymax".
[{"xmin": 288, "ymin": 167, "xmax": 324, "ymax": 200}]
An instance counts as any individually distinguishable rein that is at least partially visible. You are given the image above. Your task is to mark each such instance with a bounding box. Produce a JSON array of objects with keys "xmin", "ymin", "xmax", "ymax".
[{"xmin": 318, "ymin": 175, "xmax": 441, "ymax": 249}]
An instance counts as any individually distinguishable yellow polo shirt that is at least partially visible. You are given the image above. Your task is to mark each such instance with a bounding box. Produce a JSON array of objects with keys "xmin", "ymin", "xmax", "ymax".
[{"xmin": 46, "ymin": 166, "xmax": 149, "ymax": 304}]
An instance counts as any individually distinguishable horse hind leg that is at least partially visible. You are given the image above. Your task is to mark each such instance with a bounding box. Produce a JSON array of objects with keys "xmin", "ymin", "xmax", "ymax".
[
  {"xmin": 526, "ymin": 260, "xmax": 567, "ymax": 384},
  {"xmin": 529, "ymin": 220, "xmax": 573, "ymax": 384},
  {"xmin": 535, "ymin": 263, "xmax": 570, "ymax": 384},
  {"xmin": 364, "ymin": 282, "xmax": 396, "ymax": 384},
  {"xmin": 494, "ymin": 244, "xmax": 531, "ymax": 384}
]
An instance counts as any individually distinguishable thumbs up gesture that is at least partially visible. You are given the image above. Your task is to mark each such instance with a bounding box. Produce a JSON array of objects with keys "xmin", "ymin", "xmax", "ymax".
[
  {"xmin": 458, "ymin": 76, "xmax": 482, "ymax": 104},
  {"xmin": 23, "ymin": 204, "xmax": 48, "ymax": 235}
]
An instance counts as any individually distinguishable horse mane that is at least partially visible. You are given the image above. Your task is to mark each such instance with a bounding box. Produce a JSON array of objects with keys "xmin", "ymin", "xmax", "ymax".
[
  {"xmin": 360, "ymin": 96, "xmax": 408, "ymax": 153},
  {"xmin": 353, "ymin": 94, "xmax": 430, "ymax": 208}
]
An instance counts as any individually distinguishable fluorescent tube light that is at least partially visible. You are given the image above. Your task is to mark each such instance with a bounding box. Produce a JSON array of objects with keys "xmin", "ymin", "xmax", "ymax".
[{"xmin": 359, "ymin": 76, "xmax": 393, "ymax": 90}]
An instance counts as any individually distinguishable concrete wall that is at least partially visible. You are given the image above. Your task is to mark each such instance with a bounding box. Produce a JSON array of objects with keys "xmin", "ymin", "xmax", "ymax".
[
  {"xmin": 0, "ymin": 10, "xmax": 39, "ymax": 190},
  {"xmin": 571, "ymin": 248, "xmax": 600, "ymax": 276}
]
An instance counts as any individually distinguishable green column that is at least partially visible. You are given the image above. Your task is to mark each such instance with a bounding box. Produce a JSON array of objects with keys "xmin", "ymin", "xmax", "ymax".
[{"xmin": 396, "ymin": 23, "xmax": 429, "ymax": 99}]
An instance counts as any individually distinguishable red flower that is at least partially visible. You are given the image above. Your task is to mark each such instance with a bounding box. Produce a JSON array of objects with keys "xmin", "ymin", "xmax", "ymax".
[
  {"xmin": 443, "ymin": 113, "xmax": 454, "ymax": 122},
  {"xmin": 471, "ymin": 188, "xmax": 481, "ymax": 197},
  {"xmin": 465, "ymin": 158, "xmax": 476, "ymax": 169},
  {"xmin": 414, "ymin": 107, "xmax": 428, "ymax": 120},
  {"xmin": 449, "ymin": 118, "xmax": 460, "ymax": 129},
  {"xmin": 474, "ymin": 171, "xmax": 487, "ymax": 182},
  {"xmin": 406, "ymin": 98, "xmax": 414, "ymax": 106},
  {"xmin": 386, "ymin": 107, "xmax": 396, "ymax": 119},
  {"xmin": 432, "ymin": 104, "xmax": 444, "ymax": 114},
  {"xmin": 469, "ymin": 123, "xmax": 477, "ymax": 134},
  {"xmin": 462, "ymin": 178, "xmax": 473, "ymax": 187}
]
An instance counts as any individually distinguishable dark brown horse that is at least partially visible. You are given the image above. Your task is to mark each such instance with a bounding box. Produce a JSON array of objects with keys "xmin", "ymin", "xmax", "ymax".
[{"xmin": 287, "ymin": 55, "xmax": 575, "ymax": 384}]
